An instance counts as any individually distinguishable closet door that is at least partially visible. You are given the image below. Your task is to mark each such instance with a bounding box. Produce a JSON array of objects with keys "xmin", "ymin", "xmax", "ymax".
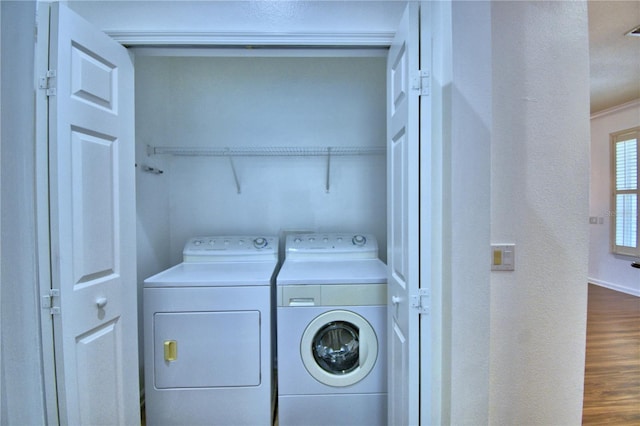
[
  {"xmin": 387, "ymin": 2, "xmax": 421, "ymax": 426},
  {"xmin": 47, "ymin": 3, "xmax": 139, "ymax": 424}
]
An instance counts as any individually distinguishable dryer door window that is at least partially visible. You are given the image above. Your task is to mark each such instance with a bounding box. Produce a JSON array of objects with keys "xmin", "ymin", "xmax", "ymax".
[
  {"xmin": 312, "ymin": 321, "xmax": 360, "ymax": 374},
  {"xmin": 301, "ymin": 310, "xmax": 378, "ymax": 387}
]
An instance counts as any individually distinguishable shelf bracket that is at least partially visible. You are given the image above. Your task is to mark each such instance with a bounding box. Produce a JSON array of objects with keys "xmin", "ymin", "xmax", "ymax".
[
  {"xmin": 226, "ymin": 149, "xmax": 241, "ymax": 194},
  {"xmin": 325, "ymin": 147, "xmax": 332, "ymax": 193}
]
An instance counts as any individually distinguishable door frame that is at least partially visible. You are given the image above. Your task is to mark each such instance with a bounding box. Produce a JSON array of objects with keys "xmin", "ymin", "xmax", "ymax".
[
  {"xmin": 34, "ymin": 2, "xmax": 450, "ymax": 424},
  {"xmin": 420, "ymin": 3, "xmax": 451, "ymax": 424},
  {"xmin": 35, "ymin": 3, "xmax": 61, "ymax": 424}
]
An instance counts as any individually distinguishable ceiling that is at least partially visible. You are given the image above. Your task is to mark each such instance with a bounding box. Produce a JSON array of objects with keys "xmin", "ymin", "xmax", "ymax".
[{"xmin": 588, "ymin": 0, "xmax": 640, "ymax": 113}]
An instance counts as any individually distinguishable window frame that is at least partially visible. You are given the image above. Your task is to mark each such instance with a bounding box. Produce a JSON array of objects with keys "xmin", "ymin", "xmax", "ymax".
[{"xmin": 611, "ymin": 126, "xmax": 640, "ymax": 257}]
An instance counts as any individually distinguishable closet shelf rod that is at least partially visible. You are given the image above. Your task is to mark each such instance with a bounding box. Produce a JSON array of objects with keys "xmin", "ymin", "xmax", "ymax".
[{"xmin": 146, "ymin": 145, "xmax": 385, "ymax": 157}]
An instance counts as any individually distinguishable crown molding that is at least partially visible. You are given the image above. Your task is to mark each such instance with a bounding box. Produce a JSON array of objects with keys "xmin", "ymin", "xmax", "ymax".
[{"xmin": 591, "ymin": 98, "xmax": 640, "ymax": 120}]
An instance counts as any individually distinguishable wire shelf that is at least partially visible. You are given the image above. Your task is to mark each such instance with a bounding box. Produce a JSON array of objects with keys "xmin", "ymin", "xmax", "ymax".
[
  {"xmin": 144, "ymin": 144, "xmax": 385, "ymax": 193},
  {"xmin": 146, "ymin": 145, "xmax": 385, "ymax": 157}
]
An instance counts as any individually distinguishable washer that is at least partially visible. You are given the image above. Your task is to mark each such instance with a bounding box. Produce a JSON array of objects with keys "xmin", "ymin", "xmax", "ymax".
[
  {"xmin": 276, "ymin": 233, "xmax": 387, "ymax": 426},
  {"xmin": 144, "ymin": 235, "xmax": 278, "ymax": 426}
]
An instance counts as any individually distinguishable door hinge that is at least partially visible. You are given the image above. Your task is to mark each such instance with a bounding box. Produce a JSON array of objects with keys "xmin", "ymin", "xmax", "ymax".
[
  {"xmin": 42, "ymin": 289, "xmax": 61, "ymax": 315},
  {"xmin": 38, "ymin": 70, "xmax": 56, "ymax": 97},
  {"xmin": 411, "ymin": 288, "xmax": 430, "ymax": 315},
  {"xmin": 411, "ymin": 70, "xmax": 430, "ymax": 96}
]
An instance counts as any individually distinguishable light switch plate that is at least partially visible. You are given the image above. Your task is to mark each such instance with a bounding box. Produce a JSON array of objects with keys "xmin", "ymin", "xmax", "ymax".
[{"xmin": 491, "ymin": 244, "xmax": 515, "ymax": 271}]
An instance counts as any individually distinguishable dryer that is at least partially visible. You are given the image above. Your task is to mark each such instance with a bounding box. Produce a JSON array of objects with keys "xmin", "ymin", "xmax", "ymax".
[
  {"xmin": 144, "ymin": 236, "xmax": 278, "ymax": 426},
  {"xmin": 276, "ymin": 233, "xmax": 387, "ymax": 426}
]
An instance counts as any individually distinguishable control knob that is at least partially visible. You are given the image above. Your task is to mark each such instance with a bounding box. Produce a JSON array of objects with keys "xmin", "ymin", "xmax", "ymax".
[
  {"xmin": 352, "ymin": 235, "xmax": 367, "ymax": 246},
  {"xmin": 253, "ymin": 237, "xmax": 268, "ymax": 249}
]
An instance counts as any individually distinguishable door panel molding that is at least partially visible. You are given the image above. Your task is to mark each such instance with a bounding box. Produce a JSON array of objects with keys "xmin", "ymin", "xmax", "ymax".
[
  {"xmin": 46, "ymin": 3, "xmax": 139, "ymax": 424},
  {"xmin": 387, "ymin": 3, "xmax": 420, "ymax": 426}
]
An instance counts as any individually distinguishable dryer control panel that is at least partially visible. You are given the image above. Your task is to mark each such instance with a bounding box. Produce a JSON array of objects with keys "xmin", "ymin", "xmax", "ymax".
[
  {"xmin": 286, "ymin": 233, "xmax": 378, "ymax": 260},
  {"xmin": 183, "ymin": 236, "xmax": 278, "ymax": 262}
]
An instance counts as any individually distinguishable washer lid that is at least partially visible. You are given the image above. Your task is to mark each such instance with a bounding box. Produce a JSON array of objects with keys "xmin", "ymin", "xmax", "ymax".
[
  {"xmin": 277, "ymin": 258, "xmax": 387, "ymax": 285},
  {"xmin": 144, "ymin": 261, "xmax": 278, "ymax": 287}
]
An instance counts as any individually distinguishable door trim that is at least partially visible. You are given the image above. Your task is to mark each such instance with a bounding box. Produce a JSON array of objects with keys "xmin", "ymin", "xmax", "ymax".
[
  {"xmin": 33, "ymin": 6, "xmax": 448, "ymax": 425},
  {"xmin": 35, "ymin": 3, "xmax": 61, "ymax": 424},
  {"xmin": 105, "ymin": 30, "xmax": 395, "ymax": 47}
]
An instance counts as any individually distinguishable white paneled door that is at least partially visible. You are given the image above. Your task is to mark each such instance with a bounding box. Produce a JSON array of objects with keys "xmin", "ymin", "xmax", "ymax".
[
  {"xmin": 47, "ymin": 3, "xmax": 139, "ymax": 424},
  {"xmin": 387, "ymin": 3, "xmax": 421, "ymax": 426}
]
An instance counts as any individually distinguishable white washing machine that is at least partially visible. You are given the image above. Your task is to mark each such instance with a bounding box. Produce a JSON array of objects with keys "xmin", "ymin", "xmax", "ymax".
[
  {"xmin": 143, "ymin": 235, "xmax": 278, "ymax": 426},
  {"xmin": 276, "ymin": 233, "xmax": 387, "ymax": 426}
]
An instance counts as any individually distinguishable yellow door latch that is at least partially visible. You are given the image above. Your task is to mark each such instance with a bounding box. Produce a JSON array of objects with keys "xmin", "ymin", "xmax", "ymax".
[{"xmin": 164, "ymin": 340, "xmax": 177, "ymax": 362}]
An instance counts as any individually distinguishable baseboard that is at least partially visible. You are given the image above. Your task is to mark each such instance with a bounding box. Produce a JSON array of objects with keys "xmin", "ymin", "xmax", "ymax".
[{"xmin": 588, "ymin": 278, "xmax": 640, "ymax": 297}]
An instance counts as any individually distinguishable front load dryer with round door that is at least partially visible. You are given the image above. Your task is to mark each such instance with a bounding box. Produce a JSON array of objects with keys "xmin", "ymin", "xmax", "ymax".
[
  {"xmin": 143, "ymin": 236, "xmax": 278, "ymax": 426},
  {"xmin": 276, "ymin": 233, "xmax": 387, "ymax": 426}
]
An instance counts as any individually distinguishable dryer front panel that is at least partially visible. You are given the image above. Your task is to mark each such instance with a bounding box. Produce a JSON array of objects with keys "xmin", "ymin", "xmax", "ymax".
[
  {"xmin": 153, "ymin": 311, "xmax": 261, "ymax": 389},
  {"xmin": 143, "ymin": 286, "xmax": 272, "ymax": 426}
]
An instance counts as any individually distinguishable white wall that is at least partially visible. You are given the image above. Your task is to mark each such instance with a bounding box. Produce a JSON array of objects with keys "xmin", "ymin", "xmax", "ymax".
[
  {"xmin": 589, "ymin": 100, "xmax": 640, "ymax": 296},
  {"xmin": 67, "ymin": 0, "xmax": 406, "ymax": 36},
  {"xmin": 447, "ymin": 1, "xmax": 491, "ymax": 424},
  {"xmin": 0, "ymin": 1, "xmax": 47, "ymax": 424},
  {"xmin": 135, "ymin": 55, "xmax": 387, "ymax": 271},
  {"xmin": 490, "ymin": 1, "xmax": 591, "ymax": 424}
]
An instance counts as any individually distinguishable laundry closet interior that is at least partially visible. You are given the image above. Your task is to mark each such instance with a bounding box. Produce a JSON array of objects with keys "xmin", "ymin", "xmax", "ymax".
[
  {"xmin": 132, "ymin": 45, "xmax": 390, "ymax": 385},
  {"xmin": 134, "ymin": 48, "xmax": 388, "ymax": 283}
]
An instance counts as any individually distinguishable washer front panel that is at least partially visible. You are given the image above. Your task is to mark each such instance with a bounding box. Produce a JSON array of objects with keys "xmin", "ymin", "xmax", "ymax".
[
  {"xmin": 278, "ymin": 283, "xmax": 386, "ymax": 307},
  {"xmin": 278, "ymin": 394, "xmax": 387, "ymax": 426},
  {"xmin": 277, "ymin": 305, "xmax": 386, "ymax": 396}
]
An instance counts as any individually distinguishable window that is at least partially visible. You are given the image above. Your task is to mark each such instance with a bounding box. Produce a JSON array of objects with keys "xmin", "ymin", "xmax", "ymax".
[{"xmin": 611, "ymin": 127, "xmax": 639, "ymax": 256}]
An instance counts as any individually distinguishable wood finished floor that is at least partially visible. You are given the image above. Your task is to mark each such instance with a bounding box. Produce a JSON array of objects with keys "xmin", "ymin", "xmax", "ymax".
[{"xmin": 582, "ymin": 284, "xmax": 640, "ymax": 425}]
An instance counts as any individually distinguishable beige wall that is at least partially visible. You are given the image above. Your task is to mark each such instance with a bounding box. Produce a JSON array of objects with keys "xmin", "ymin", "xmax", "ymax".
[
  {"xmin": 490, "ymin": 1, "xmax": 590, "ymax": 424},
  {"xmin": 589, "ymin": 100, "xmax": 640, "ymax": 296}
]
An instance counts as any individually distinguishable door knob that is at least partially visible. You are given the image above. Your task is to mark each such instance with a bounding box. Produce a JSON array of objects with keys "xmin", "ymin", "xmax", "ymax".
[
  {"xmin": 96, "ymin": 297, "xmax": 108, "ymax": 309},
  {"xmin": 392, "ymin": 296, "xmax": 401, "ymax": 305}
]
